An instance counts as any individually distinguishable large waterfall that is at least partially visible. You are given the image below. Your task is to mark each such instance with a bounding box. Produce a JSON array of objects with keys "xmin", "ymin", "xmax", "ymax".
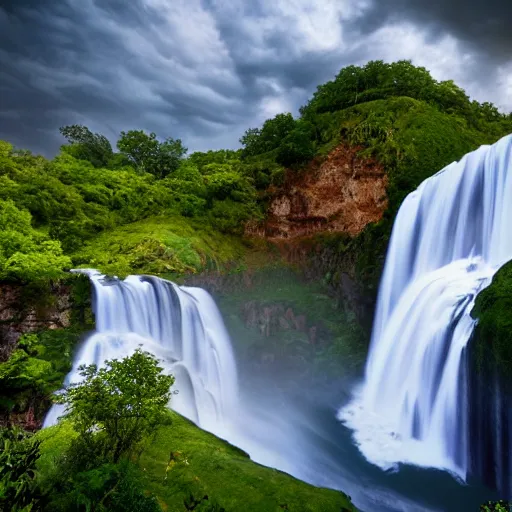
[
  {"xmin": 44, "ymin": 270, "xmax": 239, "ymax": 440},
  {"xmin": 339, "ymin": 134, "xmax": 512, "ymax": 482}
]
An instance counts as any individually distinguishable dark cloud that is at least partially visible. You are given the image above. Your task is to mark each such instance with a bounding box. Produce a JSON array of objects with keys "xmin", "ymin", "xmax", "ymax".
[
  {"xmin": 0, "ymin": 0, "xmax": 510, "ymax": 157},
  {"xmin": 355, "ymin": 0, "xmax": 512, "ymax": 63}
]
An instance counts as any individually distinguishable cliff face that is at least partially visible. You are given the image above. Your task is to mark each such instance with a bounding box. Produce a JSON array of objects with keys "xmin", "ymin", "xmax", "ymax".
[
  {"xmin": 248, "ymin": 144, "xmax": 388, "ymax": 239},
  {"xmin": 0, "ymin": 283, "xmax": 72, "ymax": 361}
]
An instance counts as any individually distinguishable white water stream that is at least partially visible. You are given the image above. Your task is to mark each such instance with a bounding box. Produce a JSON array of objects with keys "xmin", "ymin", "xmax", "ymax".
[
  {"xmin": 44, "ymin": 270, "xmax": 238, "ymax": 440},
  {"xmin": 339, "ymin": 134, "xmax": 512, "ymax": 479}
]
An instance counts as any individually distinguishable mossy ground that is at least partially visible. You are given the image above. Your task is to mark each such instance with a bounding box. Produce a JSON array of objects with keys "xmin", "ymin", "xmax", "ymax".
[
  {"xmin": 36, "ymin": 412, "xmax": 358, "ymax": 512},
  {"xmin": 70, "ymin": 215, "xmax": 256, "ymax": 278},
  {"xmin": 471, "ymin": 260, "xmax": 512, "ymax": 378}
]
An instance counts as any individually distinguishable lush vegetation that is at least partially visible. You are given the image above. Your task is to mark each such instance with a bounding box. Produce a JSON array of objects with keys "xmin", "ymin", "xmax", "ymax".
[
  {"xmin": 0, "ymin": 427, "xmax": 42, "ymax": 511},
  {"xmin": 239, "ymin": 60, "xmax": 512, "ymax": 293},
  {"xmin": 2, "ymin": 350, "xmax": 356, "ymax": 511},
  {"xmin": 72, "ymin": 214, "xmax": 252, "ymax": 278},
  {"xmin": 0, "ymin": 131, "xmax": 261, "ymax": 284},
  {"xmin": 56, "ymin": 348, "xmax": 174, "ymax": 465},
  {"xmin": 2, "ymin": 59, "xmax": 510, "ymax": 288},
  {"xmin": 0, "ymin": 328, "xmax": 87, "ymax": 427},
  {"xmin": 471, "ymin": 260, "xmax": 512, "ymax": 378},
  {"xmin": 2, "ymin": 59, "xmax": 512, "ymax": 510}
]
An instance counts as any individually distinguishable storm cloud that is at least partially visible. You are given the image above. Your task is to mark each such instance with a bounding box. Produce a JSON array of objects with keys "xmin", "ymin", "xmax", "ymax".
[{"xmin": 0, "ymin": 0, "xmax": 511, "ymax": 157}]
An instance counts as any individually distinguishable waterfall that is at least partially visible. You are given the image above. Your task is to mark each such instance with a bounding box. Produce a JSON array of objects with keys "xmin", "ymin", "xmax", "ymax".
[
  {"xmin": 339, "ymin": 134, "xmax": 512, "ymax": 481},
  {"xmin": 44, "ymin": 270, "xmax": 238, "ymax": 439}
]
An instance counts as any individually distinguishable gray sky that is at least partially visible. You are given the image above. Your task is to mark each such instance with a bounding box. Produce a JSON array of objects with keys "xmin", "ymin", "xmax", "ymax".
[{"xmin": 1, "ymin": 0, "xmax": 511, "ymax": 157}]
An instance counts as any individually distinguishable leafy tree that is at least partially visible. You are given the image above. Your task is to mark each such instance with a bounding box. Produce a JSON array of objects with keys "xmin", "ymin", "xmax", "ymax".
[
  {"xmin": 0, "ymin": 200, "xmax": 71, "ymax": 282},
  {"xmin": 276, "ymin": 120, "xmax": 316, "ymax": 167},
  {"xmin": 0, "ymin": 427, "xmax": 42, "ymax": 512},
  {"xmin": 188, "ymin": 149, "xmax": 242, "ymax": 172},
  {"xmin": 57, "ymin": 349, "xmax": 174, "ymax": 463},
  {"xmin": 117, "ymin": 130, "xmax": 187, "ymax": 179},
  {"xmin": 60, "ymin": 125, "xmax": 114, "ymax": 168},
  {"xmin": 240, "ymin": 113, "xmax": 296, "ymax": 158}
]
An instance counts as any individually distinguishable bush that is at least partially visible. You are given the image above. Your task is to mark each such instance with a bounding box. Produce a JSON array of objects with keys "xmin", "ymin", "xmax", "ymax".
[
  {"xmin": 0, "ymin": 427, "xmax": 42, "ymax": 512},
  {"xmin": 0, "ymin": 200, "xmax": 71, "ymax": 283},
  {"xmin": 43, "ymin": 460, "xmax": 161, "ymax": 512},
  {"xmin": 0, "ymin": 329, "xmax": 82, "ymax": 420},
  {"xmin": 56, "ymin": 349, "xmax": 175, "ymax": 464}
]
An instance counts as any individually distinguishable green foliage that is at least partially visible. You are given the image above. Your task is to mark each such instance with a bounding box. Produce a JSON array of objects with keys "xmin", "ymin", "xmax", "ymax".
[
  {"xmin": 72, "ymin": 215, "xmax": 248, "ymax": 277},
  {"xmin": 275, "ymin": 120, "xmax": 316, "ymax": 168},
  {"xmin": 300, "ymin": 60, "xmax": 512, "ymax": 134},
  {"xmin": 60, "ymin": 124, "xmax": 114, "ymax": 168},
  {"xmin": 479, "ymin": 501, "xmax": 512, "ymax": 512},
  {"xmin": 240, "ymin": 113, "xmax": 296, "ymax": 158},
  {"xmin": 0, "ymin": 128, "xmax": 261, "ymax": 280},
  {"xmin": 0, "ymin": 427, "xmax": 42, "ymax": 512},
  {"xmin": 117, "ymin": 130, "xmax": 187, "ymax": 179},
  {"xmin": 188, "ymin": 149, "xmax": 242, "ymax": 171},
  {"xmin": 41, "ymin": 460, "xmax": 161, "ymax": 512},
  {"xmin": 0, "ymin": 328, "xmax": 82, "ymax": 418},
  {"xmin": 300, "ymin": 96, "xmax": 510, "ymax": 292},
  {"xmin": 2, "ymin": 60, "xmax": 511, "ymax": 286},
  {"xmin": 332, "ymin": 97, "xmax": 491, "ymax": 211},
  {"xmin": 0, "ymin": 200, "xmax": 71, "ymax": 282},
  {"xmin": 37, "ymin": 411, "xmax": 356, "ymax": 512},
  {"xmin": 471, "ymin": 260, "xmax": 512, "ymax": 378},
  {"xmin": 32, "ymin": 352, "xmax": 172, "ymax": 511},
  {"xmin": 57, "ymin": 349, "xmax": 174, "ymax": 464}
]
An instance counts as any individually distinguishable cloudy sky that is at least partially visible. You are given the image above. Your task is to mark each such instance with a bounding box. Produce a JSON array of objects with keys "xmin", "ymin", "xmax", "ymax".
[{"xmin": 1, "ymin": 0, "xmax": 511, "ymax": 157}]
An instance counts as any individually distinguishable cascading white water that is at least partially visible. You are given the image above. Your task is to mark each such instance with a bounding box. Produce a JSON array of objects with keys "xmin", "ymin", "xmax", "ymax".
[
  {"xmin": 339, "ymin": 134, "xmax": 512, "ymax": 478},
  {"xmin": 44, "ymin": 270, "xmax": 238, "ymax": 440}
]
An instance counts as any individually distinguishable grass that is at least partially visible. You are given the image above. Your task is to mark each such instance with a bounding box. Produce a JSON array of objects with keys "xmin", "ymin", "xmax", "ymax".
[
  {"xmin": 36, "ymin": 413, "xmax": 358, "ymax": 512},
  {"xmin": 70, "ymin": 215, "xmax": 252, "ymax": 278}
]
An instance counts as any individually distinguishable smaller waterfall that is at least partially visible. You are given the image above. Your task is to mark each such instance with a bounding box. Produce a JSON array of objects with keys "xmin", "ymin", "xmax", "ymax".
[{"xmin": 44, "ymin": 270, "xmax": 238, "ymax": 439}]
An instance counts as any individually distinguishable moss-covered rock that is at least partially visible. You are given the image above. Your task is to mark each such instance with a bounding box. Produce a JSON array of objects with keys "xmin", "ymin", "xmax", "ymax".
[
  {"xmin": 0, "ymin": 326, "xmax": 87, "ymax": 428},
  {"xmin": 471, "ymin": 260, "xmax": 512, "ymax": 378}
]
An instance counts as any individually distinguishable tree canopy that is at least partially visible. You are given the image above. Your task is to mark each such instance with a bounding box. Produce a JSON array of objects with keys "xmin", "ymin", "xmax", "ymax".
[
  {"xmin": 57, "ymin": 348, "xmax": 174, "ymax": 463},
  {"xmin": 117, "ymin": 130, "xmax": 187, "ymax": 179},
  {"xmin": 60, "ymin": 125, "xmax": 114, "ymax": 168}
]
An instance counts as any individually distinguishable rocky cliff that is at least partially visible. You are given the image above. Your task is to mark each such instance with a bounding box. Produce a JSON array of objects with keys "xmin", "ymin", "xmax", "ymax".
[
  {"xmin": 0, "ymin": 283, "xmax": 73, "ymax": 361},
  {"xmin": 247, "ymin": 144, "xmax": 387, "ymax": 239}
]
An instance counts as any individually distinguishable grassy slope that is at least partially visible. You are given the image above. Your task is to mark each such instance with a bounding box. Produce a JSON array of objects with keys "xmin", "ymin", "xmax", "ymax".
[
  {"xmin": 36, "ymin": 413, "xmax": 358, "ymax": 512},
  {"xmin": 71, "ymin": 215, "xmax": 253, "ymax": 277}
]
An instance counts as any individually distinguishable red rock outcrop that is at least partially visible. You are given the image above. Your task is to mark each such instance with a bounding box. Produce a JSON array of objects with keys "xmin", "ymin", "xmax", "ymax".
[{"xmin": 247, "ymin": 144, "xmax": 388, "ymax": 239}]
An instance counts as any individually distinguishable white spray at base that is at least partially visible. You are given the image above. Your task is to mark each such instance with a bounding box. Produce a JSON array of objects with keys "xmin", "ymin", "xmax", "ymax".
[
  {"xmin": 338, "ymin": 134, "xmax": 512, "ymax": 478},
  {"xmin": 44, "ymin": 270, "xmax": 238, "ymax": 440}
]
